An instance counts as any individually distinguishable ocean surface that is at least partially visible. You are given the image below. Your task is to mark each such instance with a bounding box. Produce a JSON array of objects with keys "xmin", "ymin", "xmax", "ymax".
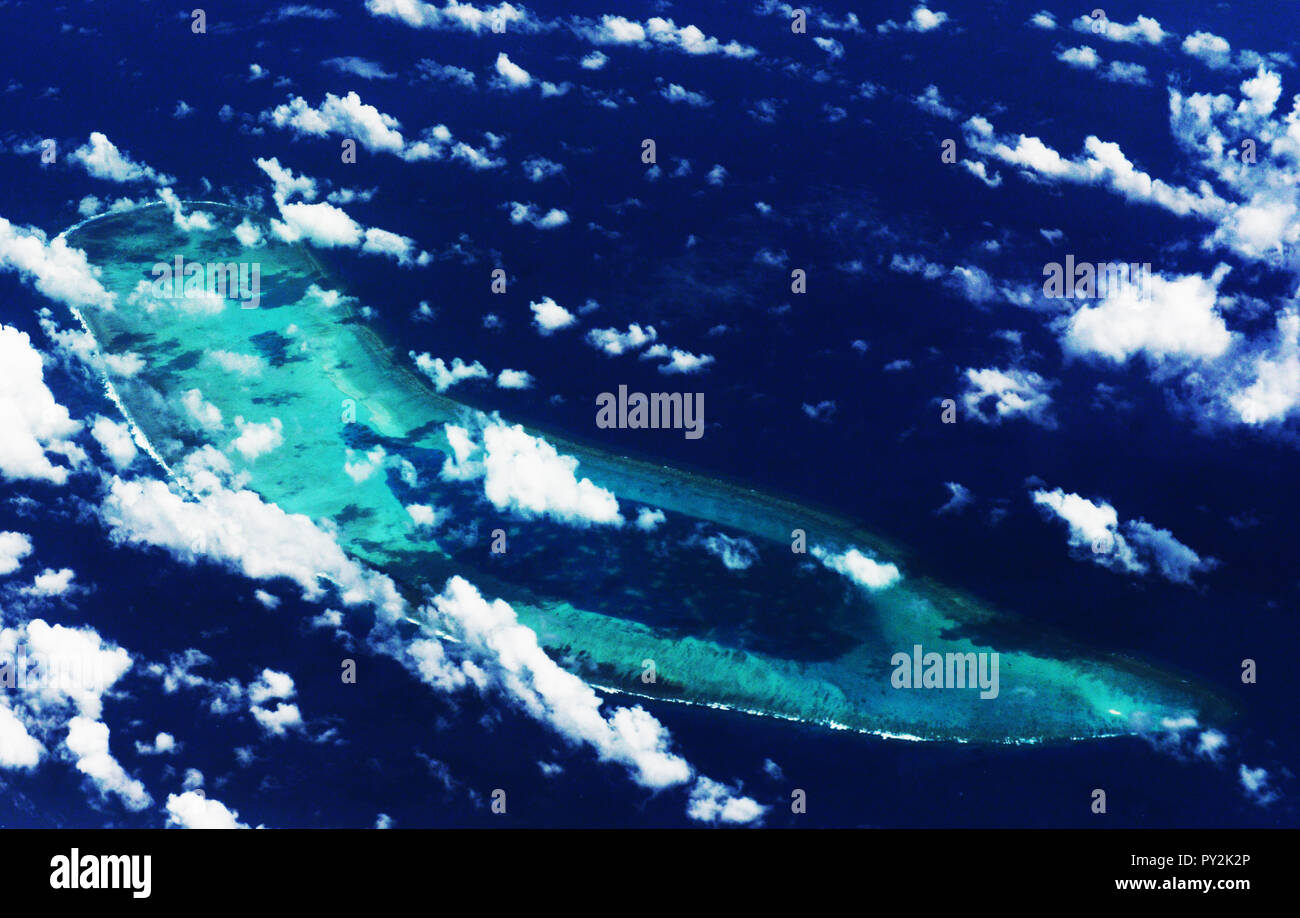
[{"xmin": 0, "ymin": 0, "xmax": 1294, "ymax": 827}]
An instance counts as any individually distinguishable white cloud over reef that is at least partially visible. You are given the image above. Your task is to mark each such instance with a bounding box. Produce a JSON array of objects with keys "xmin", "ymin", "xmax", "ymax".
[
  {"xmin": 90, "ymin": 415, "xmax": 138, "ymax": 469},
  {"xmin": 440, "ymin": 421, "xmax": 623, "ymax": 526},
  {"xmin": 99, "ymin": 468, "xmax": 405, "ymax": 617},
  {"xmin": 811, "ymin": 546, "xmax": 901, "ymax": 590},
  {"xmin": 182, "ymin": 389, "xmax": 223, "ymax": 431},
  {"xmin": 0, "ymin": 219, "xmax": 114, "ymax": 311},
  {"xmin": 230, "ymin": 417, "xmax": 284, "ymax": 461},
  {"xmin": 1031, "ymin": 487, "xmax": 1217, "ymax": 585},
  {"xmin": 410, "ymin": 351, "xmax": 535, "ymax": 393},
  {"xmin": 411, "ymin": 352, "xmax": 489, "ymax": 391},
  {"xmin": 156, "ymin": 188, "xmax": 214, "ymax": 232},
  {"xmin": 38, "ymin": 310, "xmax": 144, "ymax": 379},
  {"xmin": 702, "ymin": 533, "xmax": 758, "ymax": 571}
]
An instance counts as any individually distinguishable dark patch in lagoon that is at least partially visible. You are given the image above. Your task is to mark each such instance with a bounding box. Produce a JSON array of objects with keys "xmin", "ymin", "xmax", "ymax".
[
  {"xmin": 337, "ymin": 503, "xmax": 376, "ymax": 526},
  {"xmin": 248, "ymin": 329, "xmax": 302, "ymax": 368},
  {"xmin": 164, "ymin": 349, "xmax": 203, "ymax": 372}
]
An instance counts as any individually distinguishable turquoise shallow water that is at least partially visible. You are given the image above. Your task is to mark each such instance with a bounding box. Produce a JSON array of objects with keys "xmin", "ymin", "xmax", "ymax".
[{"xmin": 61, "ymin": 203, "xmax": 1228, "ymax": 743}]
